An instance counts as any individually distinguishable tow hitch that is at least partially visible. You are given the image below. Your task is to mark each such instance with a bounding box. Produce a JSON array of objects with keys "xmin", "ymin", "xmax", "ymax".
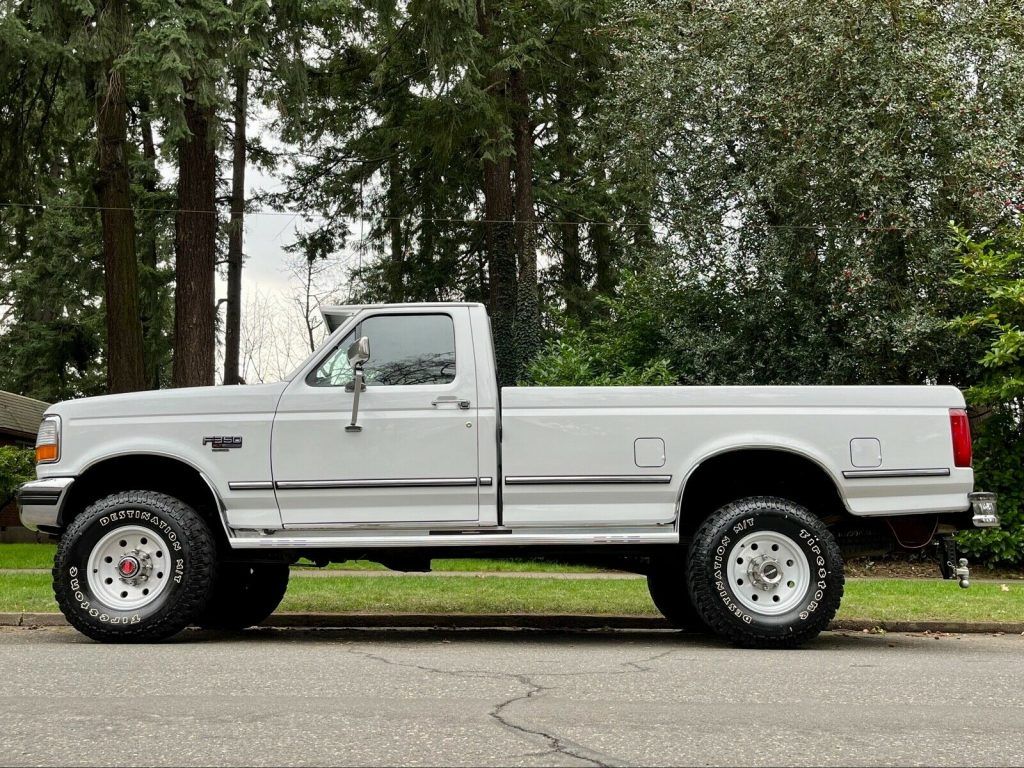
[
  {"xmin": 937, "ymin": 537, "xmax": 971, "ymax": 589},
  {"xmin": 934, "ymin": 492, "xmax": 1000, "ymax": 589},
  {"xmin": 953, "ymin": 558, "xmax": 971, "ymax": 589}
]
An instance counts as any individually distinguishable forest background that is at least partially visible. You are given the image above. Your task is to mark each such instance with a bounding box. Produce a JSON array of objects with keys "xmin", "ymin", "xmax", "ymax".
[{"xmin": 2, "ymin": 0, "xmax": 1023, "ymax": 563}]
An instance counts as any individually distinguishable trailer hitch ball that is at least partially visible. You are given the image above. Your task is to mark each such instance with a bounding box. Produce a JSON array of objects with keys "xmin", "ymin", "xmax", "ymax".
[{"xmin": 955, "ymin": 558, "xmax": 970, "ymax": 589}]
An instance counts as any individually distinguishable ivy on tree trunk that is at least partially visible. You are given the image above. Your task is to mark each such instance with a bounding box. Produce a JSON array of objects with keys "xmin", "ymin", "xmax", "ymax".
[
  {"xmin": 510, "ymin": 66, "xmax": 541, "ymax": 383},
  {"xmin": 223, "ymin": 66, "xmax": 247, "ymax": 386}
]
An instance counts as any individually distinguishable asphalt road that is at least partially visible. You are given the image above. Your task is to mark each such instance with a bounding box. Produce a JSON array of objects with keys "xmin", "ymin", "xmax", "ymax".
[{"xmin": 1, "ymin": 627, "xmax": 1022, "ymax": 767}]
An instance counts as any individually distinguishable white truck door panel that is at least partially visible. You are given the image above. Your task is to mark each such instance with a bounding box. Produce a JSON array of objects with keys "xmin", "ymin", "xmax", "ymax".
[{"xmin": 271, "ymin": 309, "xmax": 480, "ymax": 526}]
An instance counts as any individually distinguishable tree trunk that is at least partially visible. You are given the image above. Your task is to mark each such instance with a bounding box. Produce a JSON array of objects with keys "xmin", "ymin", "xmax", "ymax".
[
  {"xmin": 94, "ymin": 0, "xmax": 146, "ymax": 394},
  {"xmin": 592, "ymin": 220, "xmax": 615, "ymax": 299},
  {"xmin": 483, "ymin": 154, "xmax": 517, "ymax": 388},
  {"xmin": 420, "ymin": 169, "xmax": 439, "ymax": 301},
  {"xmin": 592, "ymin": 167, "xmax": 616, "ymax": 304},
  {"xmin": 387, "ymin": 153, "xmax": 404, "ymax": 302},
  {"xmin": 555, "ymin": 87, "xmax": 584, "ymax": 321},
  {"xmin": 223, "ymin": 66, "xmax": 247, "ymax": 385},
  {"xmin": 477, "ymin": 0, "xmax": 517, "ymax": 388},
  {"xmin": 138, "ymin": 97, "xmax": 162, "ymax": 388},
  {"xmin": 510, "ymin": 67, "xmax": 541, "ymax": 382},
  {"xmin": 172, "ymin": 83, "xmax": 217, "ymax": 388}
]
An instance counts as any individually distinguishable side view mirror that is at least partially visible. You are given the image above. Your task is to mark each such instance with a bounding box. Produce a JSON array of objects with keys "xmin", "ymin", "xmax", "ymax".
[
  {"xmin": 347, "ymin": 336, "xmax": 370, "ymax": 368},
  {"xmin": 345, "ymin": 336, "xmax": 370, "ymax": 432}
]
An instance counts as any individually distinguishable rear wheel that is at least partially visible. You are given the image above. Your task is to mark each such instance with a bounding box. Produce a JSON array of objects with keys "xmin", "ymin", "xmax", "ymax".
[
  {"xmin": 687, "ymin": 496, "xmax": 844, "ymax": 648},
  {"xmin": 53, "ymin": 490, "xmax": 217, "ymax": 642},
  {"xmin": 197, "ymin": 562, "xmax": 290, "ymax": 630},
  {"xmin": 647, "ymin": 560, "xmax": 705, "ymax": 630}
]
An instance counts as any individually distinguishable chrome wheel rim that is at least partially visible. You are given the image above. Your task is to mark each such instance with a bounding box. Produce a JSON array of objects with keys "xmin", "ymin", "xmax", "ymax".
[
  {"xmin": 86, "ymin": 525, "xmax": 172, "ymax": 611},
  {"xmin": 726, "ymin": 530, "xmax": 810, "ymax": 616}
]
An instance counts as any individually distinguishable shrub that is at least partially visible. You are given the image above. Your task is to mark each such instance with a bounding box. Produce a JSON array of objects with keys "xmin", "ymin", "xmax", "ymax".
[
  {"xmin": 0, "ymin": 446, "xmax": 35, "ymax": 506},
  {"xmin": 956, "ymin": 413, "xmax": 1024, "ymax": 566},
  {"xmin": 524, "ymin": 330, "xmax": 676, "ymax": 387},
  {"xmin": 951, "ymin": 226, "xmax": 1024, "ymax": 566}
]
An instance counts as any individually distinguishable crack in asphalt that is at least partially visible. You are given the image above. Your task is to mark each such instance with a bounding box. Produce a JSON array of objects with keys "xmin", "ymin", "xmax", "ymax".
[
  {"xmin": 337, "ymin": 644, "xmax": 679, "ymax": 766},
  {"xmin": 489, "ymin": 673, "xmax": 618, "ymax": 767},
  {"xmin": 619, "ymin": 649, "xmax": 677, "ymax": 673}
]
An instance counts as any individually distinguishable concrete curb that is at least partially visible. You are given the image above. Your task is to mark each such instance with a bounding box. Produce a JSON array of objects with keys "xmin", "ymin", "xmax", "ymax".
[
  {"xmin": 2, "ymin": 611, "xmax": 1022, "ymax": 634},
  {"xmin": 829, "ymin": 619, "xmax": 1024, "ymax": 635},
  {"xmin": 4, "ymin": 567, "xmax": 1020, "ymax": 583}
]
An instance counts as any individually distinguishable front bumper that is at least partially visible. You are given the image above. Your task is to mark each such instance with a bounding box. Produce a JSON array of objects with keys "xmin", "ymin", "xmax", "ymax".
[
  {"xmin": 17, "ymin": 477, "xmax": 74, "ymax": 533},
  {"xmin": 968, "ymin": 491, "xmax": 999, "ymax": 528}
]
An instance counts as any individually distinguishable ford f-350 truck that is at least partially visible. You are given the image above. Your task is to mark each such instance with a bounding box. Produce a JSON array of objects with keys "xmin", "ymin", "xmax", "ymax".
[{"xmin": 18, "ymin": 302, "xmax": 999, "ymax": 646}]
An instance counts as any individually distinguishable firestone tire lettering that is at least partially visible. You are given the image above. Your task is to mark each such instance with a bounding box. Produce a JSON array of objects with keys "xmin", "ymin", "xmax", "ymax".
[
  {"xmin": 686, "ymin": 495, "xmax": 845, "ymax": 649},
  {"xmin": 53, "ymin": 490, "xmax": 216, "ymax": 643}
]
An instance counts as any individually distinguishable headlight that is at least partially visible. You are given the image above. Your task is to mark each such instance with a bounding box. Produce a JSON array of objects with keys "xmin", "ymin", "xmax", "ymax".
[{"xmin": 35, "ymin": 415, "xmax": 61, "ymax": 464}]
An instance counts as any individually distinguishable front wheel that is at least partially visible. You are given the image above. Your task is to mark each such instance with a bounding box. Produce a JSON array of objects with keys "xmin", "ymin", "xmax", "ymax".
[
  {"xmin": 53, "ymin": 491, "xmax": 217, "ymax": 642},
  {"xmin": 687, "ymin": 496, "xmax": 844, "ymax": 648}
]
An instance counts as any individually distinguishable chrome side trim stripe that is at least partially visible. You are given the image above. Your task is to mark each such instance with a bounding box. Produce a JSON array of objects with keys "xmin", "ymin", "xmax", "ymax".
[
  {"xmin": 228, "ymin": 481, "xmax": 275, "ymax": 491},
  {"xmin": 275, "ymin": 477, "xmax": 482, "ymax": 490},
  {"xmin": 842, "ymin": 468, "xmax": 951, "ymax": 479},
  {"xmin": 504, "ymin": 475, "xmax": 673, "ymax": 486},
  {"xmin": 230, "ymin": 530, "xmax": 680, "ymax": 549},
  {"xmin": 240, "ymin": 476, "xmax": 666, "ymax": 490}
]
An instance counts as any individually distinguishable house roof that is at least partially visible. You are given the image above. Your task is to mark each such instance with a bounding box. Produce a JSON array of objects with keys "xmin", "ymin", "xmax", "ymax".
[{"xmin": 0, "ymin": 391, "xmax": 49, "ymax": 439}]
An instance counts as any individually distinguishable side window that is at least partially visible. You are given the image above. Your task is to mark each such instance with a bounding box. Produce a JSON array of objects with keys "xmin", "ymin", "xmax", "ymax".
[{"xmin": 309, "ymin": 314, "xmax": 456, "ymax": 387}]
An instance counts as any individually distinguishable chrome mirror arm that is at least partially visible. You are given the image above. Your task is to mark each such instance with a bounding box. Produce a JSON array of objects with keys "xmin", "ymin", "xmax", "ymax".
[{"xmin": 346, "ymin": 364, "xmax": 365, "ymax": 433}]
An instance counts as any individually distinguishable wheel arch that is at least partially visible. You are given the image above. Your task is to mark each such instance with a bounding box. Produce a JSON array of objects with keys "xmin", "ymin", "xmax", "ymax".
[
  {"xmin": 60, "ymin": 452, "xmax": 230, "ymax": 545},
  {"xmin": 675, "ymin": 445, "xmax": 850, "ymax": 537}
]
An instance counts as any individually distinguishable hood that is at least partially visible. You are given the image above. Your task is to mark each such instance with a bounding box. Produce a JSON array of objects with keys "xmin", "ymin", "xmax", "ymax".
[{"xmin": 47, "ymin": 381, "xmax": 290, "ymax": 422}]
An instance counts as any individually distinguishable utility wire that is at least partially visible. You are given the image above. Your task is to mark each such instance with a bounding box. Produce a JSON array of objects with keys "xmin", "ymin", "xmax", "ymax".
[{"xmin": 0, "ymin": 200, "xmax": 961, "ymax": 232}]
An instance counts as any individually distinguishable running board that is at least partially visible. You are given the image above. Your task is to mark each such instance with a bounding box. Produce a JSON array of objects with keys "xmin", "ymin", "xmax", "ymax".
[{"xmin": 229, "ymin": 530, "xmax": 679, "ymax": 549}]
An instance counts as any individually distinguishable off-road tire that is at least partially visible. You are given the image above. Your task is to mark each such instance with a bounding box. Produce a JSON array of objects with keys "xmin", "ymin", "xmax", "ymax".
[
  {"xmin": 197, "ymin": 562, "xmax": 290, "ymax": 630},
  {"xmin": 687, "ymin": 496, "xmax": 844, "ymax": 648},
  {"xmin": 53, "ymin": 490, "xmax": 217, "ymax": 643},
  {"xmin": 647, "ymin": 559, "xmax": 705, "ymax": 631}
]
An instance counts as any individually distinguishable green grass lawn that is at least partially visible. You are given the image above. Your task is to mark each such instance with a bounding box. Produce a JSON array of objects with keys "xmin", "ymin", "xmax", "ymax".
[
  {"xmin": 0, "ymin": 543, "xmax": 56, "ymax": 570},
  {"xmin": 2, "ymin": 571, "xmax": 1022, "ymax": 622},
  {"xmin": 0, "ymin": 543, "xmax": 603, "ymax": 574},
  {"xmin": 0, "ymin": 573, "xmax": 57, "ymax": 613}
]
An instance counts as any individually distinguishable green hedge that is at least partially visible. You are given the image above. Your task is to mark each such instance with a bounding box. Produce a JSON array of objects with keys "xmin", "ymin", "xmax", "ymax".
[
  {"xmin": 957, "ymin": 413, "xmax": 1024, "ymax": 566},
  {"xmin": 0, "ymin": 446, "xmax": 34, "ymax": 506}
]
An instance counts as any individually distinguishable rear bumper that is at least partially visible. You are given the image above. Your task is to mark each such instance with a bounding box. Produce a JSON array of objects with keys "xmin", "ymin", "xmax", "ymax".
[
  {"xmin": 17, "ymin": 477, "xmax": 74, "ymax": 533},
  {"xmin": 968, "ymin": 491, "xmax": 999, "ymax": 528}
]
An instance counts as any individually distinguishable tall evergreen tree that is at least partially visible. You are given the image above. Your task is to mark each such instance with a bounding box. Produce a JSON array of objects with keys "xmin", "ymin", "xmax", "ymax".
[{"xmin": 92, "ymin": 0, "xmax": 147, "ymax": 393}]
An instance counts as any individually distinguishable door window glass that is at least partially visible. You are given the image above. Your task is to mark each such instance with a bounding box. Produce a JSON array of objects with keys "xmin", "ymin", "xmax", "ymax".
[{"xmin": 309, "ymin": 314, "xmax": 456, "ymax": 387}]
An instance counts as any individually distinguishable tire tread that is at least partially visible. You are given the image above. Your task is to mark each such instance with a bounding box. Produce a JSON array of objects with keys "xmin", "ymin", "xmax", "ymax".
[
  {"xmin": 686, "ymin": 495, "xmax": 844, "ymax": 648},
  {"xmin": 53, "ymin": 490, "xmax": 217, "ymax": 643}
]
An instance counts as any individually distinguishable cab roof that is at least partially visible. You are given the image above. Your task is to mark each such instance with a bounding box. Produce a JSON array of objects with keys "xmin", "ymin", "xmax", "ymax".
[{"xmin": 320, "ymin": 302, "xmax": 486, "ymax": 333}]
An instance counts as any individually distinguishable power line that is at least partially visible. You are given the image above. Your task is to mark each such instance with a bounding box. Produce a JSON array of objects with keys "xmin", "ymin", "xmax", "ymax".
[{"xmin": 0, "ymin": 200, "xmax": 963, "ymax": 232}]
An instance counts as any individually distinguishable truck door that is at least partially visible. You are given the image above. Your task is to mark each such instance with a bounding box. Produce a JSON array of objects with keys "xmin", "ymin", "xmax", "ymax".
[{"xmin": 270, "ymin": 307, "xmax": 481, "ymax": 527}]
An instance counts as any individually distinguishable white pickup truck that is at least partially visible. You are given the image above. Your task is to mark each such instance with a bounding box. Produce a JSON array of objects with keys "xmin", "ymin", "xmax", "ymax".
[{"xmin": 19, "ymin": 302, "xmax": 998, "ymax": 646}]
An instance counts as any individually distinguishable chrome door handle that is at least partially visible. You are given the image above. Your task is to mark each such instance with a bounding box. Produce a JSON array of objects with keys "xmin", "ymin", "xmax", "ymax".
[{"xmin": 432, "ymin": 398, "xmax": 471, "ymax": 409}]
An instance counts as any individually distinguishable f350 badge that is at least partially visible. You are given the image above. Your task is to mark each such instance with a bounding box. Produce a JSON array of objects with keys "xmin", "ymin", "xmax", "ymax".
[{"xmin": 203, "ymin": 436, "xmax": 243, "ymax": 451}]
